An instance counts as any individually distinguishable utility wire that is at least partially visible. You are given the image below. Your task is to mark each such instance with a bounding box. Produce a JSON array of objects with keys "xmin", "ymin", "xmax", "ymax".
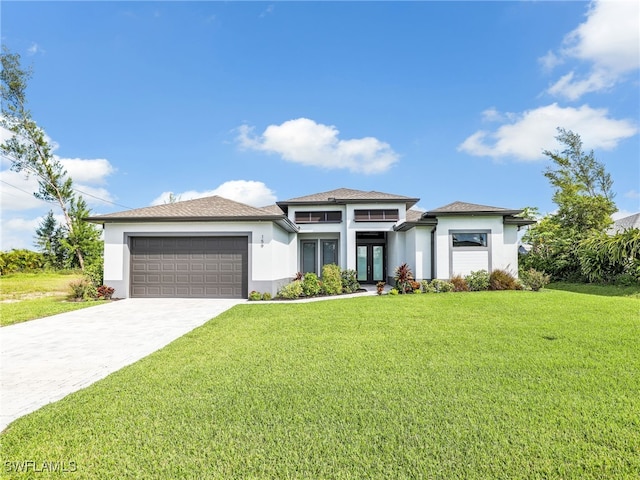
[{"xmin": 0, "ymin": 154, "xmax": 135, "ymax": 210}]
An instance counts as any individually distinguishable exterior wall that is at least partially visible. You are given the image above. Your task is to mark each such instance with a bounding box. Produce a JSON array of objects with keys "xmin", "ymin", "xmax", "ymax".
[
  {"xmin": 288, "ymin": 202, "xmax": 407, "ymax": 274},
  {"xmin": 102, "ymin": 221, "xmax": 294, "ymax": 298},
  {"xmin": 433, "ymin": 216, "xmax": 517, "ymax": 279}
]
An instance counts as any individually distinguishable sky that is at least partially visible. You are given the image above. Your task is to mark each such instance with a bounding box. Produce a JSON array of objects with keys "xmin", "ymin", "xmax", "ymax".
[{"xmin": 1, "ymin": 0, "xmax": 638, "ymax": 250}]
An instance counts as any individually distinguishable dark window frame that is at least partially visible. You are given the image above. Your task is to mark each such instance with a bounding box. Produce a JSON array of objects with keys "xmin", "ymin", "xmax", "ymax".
[
  {"xmin": 451, "ymin": 231, "xmax": 489, "ymax": 248},
  {"xmin": 295, "ymin": 210, "xmax": 343, "ymax": 224},
  {"xmin": 353, "ymin": 209, "xmax": 399, "ymax": 222}
]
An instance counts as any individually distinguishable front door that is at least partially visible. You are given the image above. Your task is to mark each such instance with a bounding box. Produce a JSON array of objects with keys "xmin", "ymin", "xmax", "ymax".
[{"xmin": 356, "ymin": 244, "xmax": 385, "ymax": 284}]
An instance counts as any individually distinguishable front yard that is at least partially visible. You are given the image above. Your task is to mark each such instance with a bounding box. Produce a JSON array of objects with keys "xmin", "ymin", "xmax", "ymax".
[{"xmin": 1, "ymin": 289, "xmax": 638, "ymax": 478}]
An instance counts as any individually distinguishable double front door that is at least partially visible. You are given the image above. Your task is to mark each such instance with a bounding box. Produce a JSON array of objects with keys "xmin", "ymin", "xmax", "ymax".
[{"xmin": 356, "ymin": 244, "xmax": 385, "ymax": 283}]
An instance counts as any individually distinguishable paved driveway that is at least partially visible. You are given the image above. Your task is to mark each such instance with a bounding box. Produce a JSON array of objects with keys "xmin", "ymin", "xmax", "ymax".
[{"xmin": 0, "ymin": 298, "xmax": 243, "ymax": 431}]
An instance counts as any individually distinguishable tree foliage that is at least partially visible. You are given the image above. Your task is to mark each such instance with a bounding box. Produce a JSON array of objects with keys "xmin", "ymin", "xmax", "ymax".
[
  {"xmin": 1, "ymin": 47, "xmax": 102, "ymax": 270},
  {"xmin": 522, "ymin": 128, "xmax": 618, "ymax": 281},
  {"xmin": 578, "ymin": 229, "xmax": 640, "ymax": 283}
]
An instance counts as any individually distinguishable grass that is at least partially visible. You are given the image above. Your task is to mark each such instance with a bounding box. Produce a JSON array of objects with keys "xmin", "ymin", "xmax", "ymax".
[
  {"xmin": 548, "ymin": 281, "xmax": 640, "ymax": 298},
  {"xmin": 0, "ymin": 271, "xmax": 104, "ymax": 327},
  {"xmin": 1, "ymin": 290, "xmax": 638, "ymax": 478}
]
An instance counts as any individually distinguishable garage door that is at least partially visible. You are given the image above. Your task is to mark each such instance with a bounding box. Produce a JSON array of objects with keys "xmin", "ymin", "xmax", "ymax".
[{"xmin": 130, "ymin": 237, "xmax": 247, "ymax": 298}]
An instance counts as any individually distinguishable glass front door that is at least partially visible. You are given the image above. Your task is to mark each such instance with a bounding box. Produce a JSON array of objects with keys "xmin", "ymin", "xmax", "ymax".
[{"xmin": 356, "ymin": 244, "xmax": 385, "ymax": 283}]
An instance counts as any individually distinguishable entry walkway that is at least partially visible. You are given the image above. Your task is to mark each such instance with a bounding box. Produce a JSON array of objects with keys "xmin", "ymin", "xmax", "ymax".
[{"xmin": 0, "ymin": 298, "xmax": 243, "ymax": 431}]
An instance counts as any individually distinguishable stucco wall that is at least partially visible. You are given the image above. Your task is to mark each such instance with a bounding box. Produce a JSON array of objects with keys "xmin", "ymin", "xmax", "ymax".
[
  {"xmin": 433, "ymin": 216, "xmax": 517, "ymax": 279},
  {"xmin": 102, "ymin": 221, "xmax": 294, "ymax": 298}
]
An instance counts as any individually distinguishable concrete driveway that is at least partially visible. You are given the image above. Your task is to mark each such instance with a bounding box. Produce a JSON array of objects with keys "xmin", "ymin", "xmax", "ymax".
[{"xmin": 0, "ymin": 298, "xmax": 243, "ymax": 431}]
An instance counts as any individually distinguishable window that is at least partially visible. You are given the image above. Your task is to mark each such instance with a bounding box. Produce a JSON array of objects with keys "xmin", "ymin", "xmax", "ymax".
[
  {"xmin": 301, "ymin": 239, "xmax": 339, "ymax": 275},
  {"xmin": 452, "ymin": 232, "xmax": 488, "ymax": 248},
  {"xmin": 322, "ymin": 240, "xmax": 338, "ymax": 267},
  {"xmin": 295, "ymin": 211, "xmax": 342, "ymax": 223},
  {"xmin": 301, "ymin": 241, "xmax": 317, "ymax": 274},
  {"xmin": 353, "ymin": 209, "xmax": 399, "ymax": 222}
]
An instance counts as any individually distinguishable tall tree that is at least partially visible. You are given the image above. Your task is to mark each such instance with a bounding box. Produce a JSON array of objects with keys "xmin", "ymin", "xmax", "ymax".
[
  {"xmin": 1, "ymin": 47, "xmax": 98, "ymax": 269},
  {"xmin": 523, "ymin": 128, "xmax": 618, "ymax": 280},
  {"xmin": 34, "ymin": 210, "xmax": 64, "ymax": 268}
]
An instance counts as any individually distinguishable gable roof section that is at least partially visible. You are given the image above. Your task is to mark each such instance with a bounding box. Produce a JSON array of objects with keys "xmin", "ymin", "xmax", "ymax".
[
  {"xmin": 277, "ymin": 188, "xmax": 419, "ymax": 210},
  {"xmin": 86, "ymin": 195, "xmax": 298, "ymax": 232},
  {"xmin": 609, "ymin": 213, "xmax": 640, "ymax": 234}
]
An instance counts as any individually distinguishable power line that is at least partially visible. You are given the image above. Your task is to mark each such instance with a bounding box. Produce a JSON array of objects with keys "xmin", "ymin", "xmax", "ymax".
[{"xmin": 1, "ymin": 155, "xmax": 135, "ymax": 210}]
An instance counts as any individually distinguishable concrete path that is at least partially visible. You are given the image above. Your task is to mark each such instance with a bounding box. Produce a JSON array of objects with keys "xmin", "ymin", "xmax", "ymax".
[{"xmin": 0, "ymin": 298, "xmax": 243, "ymax": 431}]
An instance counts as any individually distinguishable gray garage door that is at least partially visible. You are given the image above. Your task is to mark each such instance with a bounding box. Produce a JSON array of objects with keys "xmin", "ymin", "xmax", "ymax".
[{"xmin": 130, "ymin": 237, "xmax": 248, "ymax": 298}]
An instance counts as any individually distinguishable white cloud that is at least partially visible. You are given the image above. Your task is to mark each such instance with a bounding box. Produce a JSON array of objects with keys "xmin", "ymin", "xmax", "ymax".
[
  {"xmin": 0, "ymin": 169, "xmax": 49, "ymax": 211},
  {"xmin": 545, "ymin": 0, "xmax": 639, "ymax": 99},
  {"xmin": 458, "ymin": 103, "xmax": 637, "ymax": 161},
  {"xmin": 237, "ymin": 118, "xmax": 399, "ymax": 174},
  {"xmin": 0, "ymin": 216, "xmax": 42, "ymax": 250},
  {"xmin": 624, "ymin": 189, "xmax": 640, "ymax": 199},
  {"xmin": 151, "ymin": 180, "xmax": 277, "ymax": 207},
  {"xmin": 60, "ymin": 158, "xmax": 115, "ymax": 185},
  {"xmin": 27, "ymin": 43, "xmax": 45, "ymax": 56},
  {"xmin": 612, "ymin": 209, "xmax": 635, "ymax": 221}
]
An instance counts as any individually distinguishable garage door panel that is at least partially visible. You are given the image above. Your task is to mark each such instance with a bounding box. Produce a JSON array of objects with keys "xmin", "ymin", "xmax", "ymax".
[{"xmin": 130, "ymin": 236, "xmax": 247, "ymax": 298}]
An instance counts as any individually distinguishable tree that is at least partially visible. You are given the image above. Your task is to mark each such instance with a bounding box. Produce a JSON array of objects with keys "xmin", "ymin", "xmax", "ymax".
[
  {"xmin": 522, "ymin": 128, "xmax": 618, "ymax": 280},
  {"xmin": 34, "ymin": 210, "xmax": 64, "ymax": 268},
  {"xmin": 1, "ymin": 47, "xmax": 101, "ymax": 270}
]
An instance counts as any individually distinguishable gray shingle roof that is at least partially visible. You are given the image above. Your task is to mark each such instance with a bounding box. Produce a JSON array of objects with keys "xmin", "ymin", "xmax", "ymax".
[
  {"xmin": 426, "ymin": 201, "xmax": 520, "ymax": 215},
  {"xmin": 405, "ymin": 208, "xmax": 424, "ymax": 222},
  {"xmin": 609, "ymin": 213, "xmax": 640, "ymax": 234},
  {"xmin": 278, "ymin": 188, "xmax": 419, "ymax": 208},
  {"xmin": 87, "ymin": 195, "xmax": 282, "ymax": 221}
]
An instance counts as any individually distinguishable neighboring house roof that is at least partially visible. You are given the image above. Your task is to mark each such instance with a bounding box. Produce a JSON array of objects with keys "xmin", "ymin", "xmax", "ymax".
[
  {"xmin": 405, "ymin": 208, "xmax": 425, "ymax": 222},
  {"xmin": 609, "ymin": 213, "xmax": 640, "ymax": 234},
  {"xmin": 86, "ymin": 195, "xmax": 298, "ymax": 232},
  {"xmin": 277, "ymin": 188, "xmax": 419, "ymax": 211}
]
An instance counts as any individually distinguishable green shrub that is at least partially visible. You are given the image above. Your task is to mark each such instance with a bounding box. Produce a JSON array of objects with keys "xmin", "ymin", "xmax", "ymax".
[
  {"xmin": 84, "ymin": 261, "xmax": 104, "ymax": 286},
  {"xmin": 613, "ymin": 273, "xmax": 639, "ymax": 287},
  {"xmin": 68, "ymin": 277, "xmax": 98, "ymax": 301},
  {"xmin": 579, "ymin": 229, "xmax": 640, "ymax": 283},
  {"xmin": 321, "ymin": 264, "xmax": 342, "ymax": 295},
  {"xmin": 520, "ymin": 268, "xmax": 551, "ymax": 291},
  {"xmin": 262, "ymin": 292, "xmax": 272, "ymax": 301},
  {"xmin": 450, "ymin": 275, "xmax": 469, "ymax": 292},
  {"xmin": 421, "ymin": 280, "xmax": 436, "ymax": 293},
  {"xmin": 341, "ymin": 269, "xmax": 360, "ymax": 293},
  {"xmin": 489, "ymin": 269, "xmax": 519, "ymax": 291},
  {"xmin": 302, "ymin": 272, "xmax": 322, "ymax": 297},
  {"xmin": 277, "ymin": 280, "xmax": 303, "ymax": 299},
  {"xmin": 0, "ymin": 249, "xmax": 45, "ymax": 275},
  {"xmin": 430, "ymin": 279, "xmax": 454, "ymax": 293},
  {"xmin": 248, "ymin": 291, "xmax": 262, "ymax": 301},
  {"xmin": 376, "ymin": 281, "xmax": 386, "ymax": 295},
  {"xmin": 465, "ymin": 270, "xmax": 490, "ymax": 291},
  {"xmin": 388, "ymin": 288, "xmax": 399, "ymax": 295}
]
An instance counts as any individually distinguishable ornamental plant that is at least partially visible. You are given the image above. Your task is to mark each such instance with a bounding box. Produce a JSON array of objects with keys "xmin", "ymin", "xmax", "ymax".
[
  {"xmin": 321, "ymin": 264, "xmax": 342, "ymax": 295},
  {"xmin": 394, "ymin": 263, "xmax": 414, "ymax": 294}
]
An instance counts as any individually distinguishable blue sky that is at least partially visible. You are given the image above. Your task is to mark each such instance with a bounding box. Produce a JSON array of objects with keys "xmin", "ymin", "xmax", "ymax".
[{"xmin": 1, "ymin": 1, "xmax": 638, "ymax": 250}]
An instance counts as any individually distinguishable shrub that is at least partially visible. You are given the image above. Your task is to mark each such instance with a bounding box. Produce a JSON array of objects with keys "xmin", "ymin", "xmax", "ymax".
[
  {"xmin": 376, "ymin": 281, "xmax": 385, "ymax": 295},
  {"xmin": 614, "ymin": 273, "xmax": 639, "ymax": 286},
  {"xmin": 431, "ymin": 279, "xmax": 454, "ymax": 293},
  {"xmin": 465, "ymin": 270, "xmax": 490, "ymax": 291},
  {"xmin": 277, "ymin": 280, "xmax": 303, "ymax": 299},
  {"xmin": 262, "ymin": 292, "xmax": 272, "ymax": 301},
  {"xmin": 450, "ymin": 275, "xmax": 469, "ymax": 292},
  {"xmin": 421, "ymin": 280, "xmax": 436, "ymax": 293},
  {"xmin": 578, "ymin": 229, "xmax": 640, "ymax": 283},
  {"xmin": 0, "ymin": 249, "xmax": 45, "ymax": 275},
  {"xmin": 68, "ymin": 277, "xmax": 97, "ymax": 301},
  {"xmin": 302, "ymin": 272, "xmax": 322, "ymax": 297},
  {"xmin": 96, "ymin": 285, "xmax": 115, "ymax": 300},
  {"xmin": 321, "ymin": 264, "xmax": 342, "ymax": 295},
  {"xmin": 341, "ymin": 269, "xmax": 360, "ymax": 293},
  {"xmin": 248, "ymin": 291, "xmax": 262, "ymax": 301},
  {"xmin": 84, "ymin": 261, "xmax": 104, "ymax": 286},
  {"xmin": 520, "ymin": 268, "xmax": 551, "ymax": 292},
  {"xmin": 394, "ymin": 263, "xmax": 414, "ymax": 294},
  {"xmin": 489, "ymin": 269, "xmax": 519, "ymax": 291},
  {"xmin": 388, "ymin": 288, "xmax": 399, "ymax": 295}
]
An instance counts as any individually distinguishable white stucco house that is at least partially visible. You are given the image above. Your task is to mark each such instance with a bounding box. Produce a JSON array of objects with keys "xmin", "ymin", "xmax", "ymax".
[{"xmin": 87, "ymin": 188, "xmax": 534, "ymax": 299}]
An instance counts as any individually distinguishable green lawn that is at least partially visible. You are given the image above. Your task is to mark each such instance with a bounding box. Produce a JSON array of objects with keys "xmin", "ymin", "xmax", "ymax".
[
  {"xmin": 0, "ymin": 272, "xmax": 104, "ymax": 326},
  {"xmin": 1, "ymin": 291, "xmax": 638, "ymax": 478}
]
